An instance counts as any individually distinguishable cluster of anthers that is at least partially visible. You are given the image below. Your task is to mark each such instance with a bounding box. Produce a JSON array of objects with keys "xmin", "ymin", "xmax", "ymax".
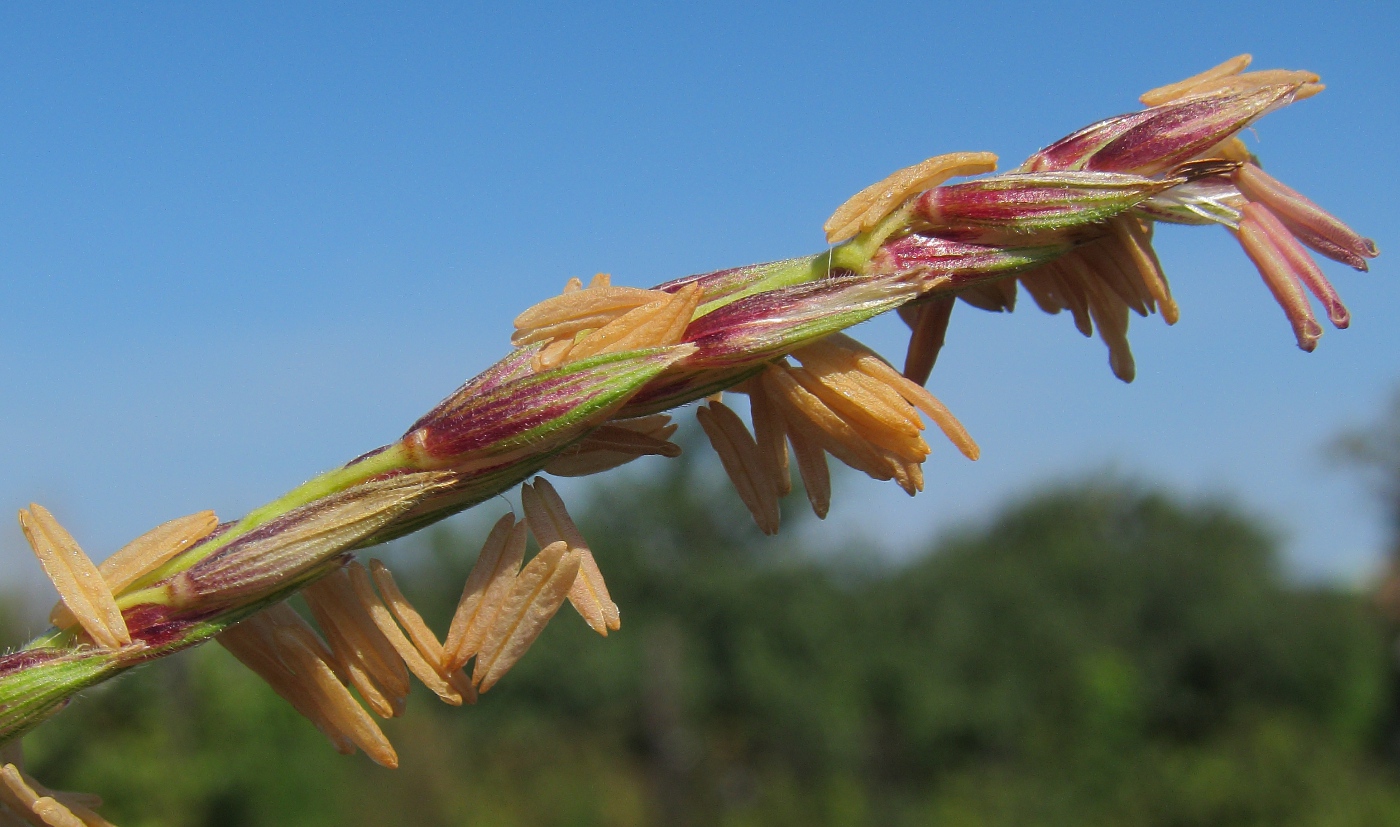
[
  {"xmin": 0, "ymin": 55, "xmax": 1380, "ymax": 826},
  {"xmin": 7, "ymin": 477, "xmax": 610, "ymax": 824}
]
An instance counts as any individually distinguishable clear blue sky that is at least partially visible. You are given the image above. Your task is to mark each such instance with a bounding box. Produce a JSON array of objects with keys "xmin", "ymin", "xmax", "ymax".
[{"xmin": 1, "ymin": 2, "xmax": 1396, "ymax": 594}]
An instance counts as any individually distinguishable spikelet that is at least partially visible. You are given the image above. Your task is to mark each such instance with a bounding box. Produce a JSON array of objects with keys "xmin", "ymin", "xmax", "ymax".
[
  {"xmin": 543, "ymin": 414, "xmax": 681, "ymax": 477},
  {"xmin": 50, "ymin": 511, "xmax": 218, "ymax": 630},
  {"xmin": 521, "ymin": 477, "xmax": 621, "ymax": 635},
  {"xmin": 443, "ymin": 516, "xmax": 527, "ymax": 671},
  {"xmin": 18, "ymin": 506, "xmax": 130, "ymax": 650},
  {"xmin": 472, "ymin": 541, "xmax": 581, "ymax": 693}
]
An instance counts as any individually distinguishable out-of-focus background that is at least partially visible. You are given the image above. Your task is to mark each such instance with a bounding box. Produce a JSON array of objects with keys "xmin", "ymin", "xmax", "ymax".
[{"xmin": 2, "ymin": 2, "xmax": 1398, "ymax": 825}]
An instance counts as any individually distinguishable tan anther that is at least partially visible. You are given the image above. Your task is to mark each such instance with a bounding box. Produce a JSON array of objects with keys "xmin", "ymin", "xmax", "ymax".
[
  {"xmin": 543, "ymin": 415, "xmax": 681, "ymax": 477},
  {"xmin": 20, "ymin": 506, "xmax": 130, "ymax": 649},
  {"xmin": 956, "ymin": 281, "xmax": 1016, "ymax": 313},
  {"xmin": 1, "ymin": 764, "xmax": 84, "ymax": 827},
  {"xmin": 589, "ymin": 272, "xmax": 611, "ymax": 288},
  {"xmin": 1020, "ymin": 262, "xmax": 1094, "ymax": 337},
  {"xmin": 1236, "ymin": 204, "xmax": 1324, "ymax": 352},
  {"xmin": 786, "ymin": 366, "xmax": 929, "ymax": 462},
  {"xmin": 742, "ymin": 378, "xmax": 792, "ymax": 498},
  {"xmin": 473, "ymin": 541, "xmax": 581, "ymax": 693},
  {"xmin": 523, "ymin": 477, "xmax": 621, "ymax": 635},
  {"xmin": 1074, "ymin": 262, "xmax": 1137, "ymax": 382},
  {"xmin": 1075, "ymin": 239, "xmax": 1148, "ymax": 317},
  {"xmin": 347, "ymin": 561, "xmax": 464, "ymax": 705},
  {"xmin": 785, "ymin": 423, "xmax": 830, "ymax": 519},
  {"xmin": 1184, "ymin": 69, "xmax": 1322, "ymax": 101},
  {"xmin": 444, "ymin": 517, "xmax": 526, "ymax": 671},
  {"xmin": 562, "ymin": 276, "xmax": 583, "ymax": 293},
  {"xmin": 50, "ymin": 510, "xmax": 218, "ymax": 630},
  {"xmin": 563, "ymin": 283, "xmax": 702, "ymax": 363},
  {"xmin": 218, "ymin": 608, "xmax": 354, "ymax": 754},
  {"xmin": 369, "ymin": 559, "xmax": 478, "ymax": 704},
  {"xmin": 512, "ymin": 285, "xmax": 667, "ymax": 346},
  {"xmin": 1209, "ymin": 136, "xmax": 1255, "ymax": 164},
  {"xmin": 303, "ymin": 570, "xmax": 411, "ymax": 716},
  {"xmin": 696, "ymin": 400, "xmax": 782, "ymax": 535},
  {"xmin": 273, "ymin": 627, "xmax": 399, "ymax": 768},
  {"xmin": 763, "ymin": 365, "xmax": 892, "ymax": 482},
  {"xmin": 900, "ymin": 296, "xmax": 955, "ymax": 386},
  {"xmin": 814, "ymin": 335, "xmax": 980, "ymax": 461},
  {"xmin": 824, "ymin": 152, "xmax": 998, "ymax": 244},
  {"xmin": 531, "ymin": 338, "xmax": 575, "ymax": 373},
  {"xmin": 1140, "ymin": 54, "xmax": 1252, "ymax": 106},
  {"xmin": 1111, "ymin": 217, "xmax": 1179, "ymax": 324}
]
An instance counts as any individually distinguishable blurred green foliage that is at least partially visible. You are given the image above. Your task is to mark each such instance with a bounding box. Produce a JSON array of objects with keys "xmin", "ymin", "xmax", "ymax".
[{"xmin": 6, "ymin": 448, "xmax": 1399, "ymax": 826}]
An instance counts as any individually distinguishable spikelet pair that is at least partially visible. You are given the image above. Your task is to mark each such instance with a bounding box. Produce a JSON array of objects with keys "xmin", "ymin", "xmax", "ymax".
[
  {"xmin": 697, "ymin": 333, "xmax": 979, "ymax": 532},
  {"xmin": 443, "ymin": 477, "xmax": 617, "ymax": 691},
  {"xmin": 218, "ymin": 558, "xmax": 475, "ymax": 768},
  {"xmin": 513, "ymin": 272, "xmax": 703, "ymax": 372},
  {"xmin": 0, "ymin": 742, "xmax": 113, "ymax": 827},
  {"xmin": 17, "ymin": 506, "xmax": 218, "ymax": 650}
]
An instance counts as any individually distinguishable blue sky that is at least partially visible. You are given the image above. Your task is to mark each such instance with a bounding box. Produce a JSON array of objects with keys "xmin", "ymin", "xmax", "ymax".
[{"xmin": 1, "ymin": 2, "xmax": 1396, "ymax": 594}]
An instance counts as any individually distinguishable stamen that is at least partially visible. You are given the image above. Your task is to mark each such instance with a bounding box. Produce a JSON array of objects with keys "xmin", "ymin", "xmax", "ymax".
[
  {"xmin": 512, "ymin": 286, "xmax": 668, "ymax": 346},
  {"xmin": 562, "ymin": 276, "xmax": 583, "ymax": 293},
  {"xmin": 1078, "ymin": 240, "xmax": 1151, "ymax": 317},
  {"xmin": 818, "ymin": 335, "xmax": 980, "ymax": 461},
  {"xmin": 1, "ymin": 764, "xmax": 85, "ymax": 827},
  {"xmin": 272, "ymin": 627, "xmax": 399, "ymax": 768},
  {"xmin": 531, "ymin": 338, "xmax": 574, "ymax": 373},
  {"xmin": 589, "ymin": 272, "xmax": 611, "ymax": 288},
  {"xmin": 1181, "ymin": 69, "xmax": 1322, "ymax": 101},
  {"xmin": 544, "ymin": 415, "xmax": 680, "ymax": 477},
  {"xmin": 761, "ymin": 366, "xmax": 891, "ymax": 482},
  {"xmin": 522, "ymin": 478, "xmax": 621, "ymax": 635},
  {"xmin": 1075, "ymin": 266, "xmax": 1137, "ymax": 382},
  {"xmin": 443, "ymin": 517, "xmax": 526, "ymax": 671},
  {"xmin": 785, "ymin": 425, "xmax": 830, "ymax": 519},
  {"xmin": 824, "ymin": 152, "xmax": 999, "ymax": 244},
  {"xmin": 899, "ymin": 296, "xmax": 955, "ymax": 386},
  {"xmin": 1111, "ymin": 217, "xmax": 1179, "ymax": 324},
  {"xmin": 347, "ymin": 562, "xmax": 466, "ymax": 706},
  {"xmin": 19, "ymin": 506, "xmax": 130, "ymax": 649},
  {"xmin": 743, "ymin": 379, "xmax": 792, "ymax": 497},
  {"xmin": 564, "ymin": 283, "xmax": 702, "ymax": 363},
  {"xmin": 696, "ymin": 400, "xmax": 782, "ymax": 535},
  {"xmin": 303, "ymin": 571, "xmax": 411, "ymax": 716},
  {"xmin": 218, "ymin": 607, "xmax": 354, "ymax": 754},
  {"xmin": 1140, "ymin": 54, "xmax": 1252, "ymax": 106},
  {"xmin": 956, "ymin": 281, "xmax": 1016, "ymax": 313},
  {"xmin": 473, "ymin": 541, "xmax": 581, "ymax": 693},
  {"xmin": 1236, "ymin": 203, "xmax": 1328, "ymax": 350},
  {"xmin": 50, "ymin": 510, "xmax": 217, "ymax": 629},
  {"xmin": 1234, "ymin": 162, "xmax": 1379, "ymax": 271}
]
